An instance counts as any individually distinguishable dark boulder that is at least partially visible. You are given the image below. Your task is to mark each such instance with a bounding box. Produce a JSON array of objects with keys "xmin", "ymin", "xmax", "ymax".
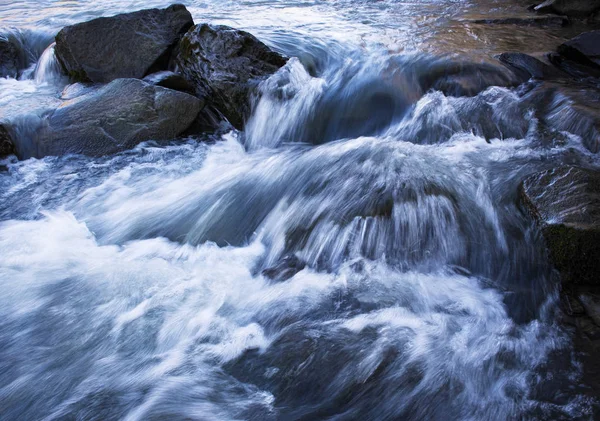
[
  {"xmin": 0, "ymin": 37, "xmax": 19, "ymax": 78},
  {"xmin": 176, "ymin": 23, "xmax": 288, "ymax": 129},
  {"xmin": 498, "ymin": 52, "xmax": 565, "ymax": 80},
  {"xmin": 0, "ymin": 124, "xmax": 15, "ymax": 157},
  {"xmin": 557, "ymin": 31, "xmax": 600, "ymax": 70},
  {"xmin": 21, "ymin": 78, "xmax": 201, "ymax": 159},
  {"xmin": 520, "ymin": 166, "xmax": 600, "ymax": 286},
  {"xmin": 55, "ymin": 4, "xmax": 194, "ymax": 83},
  {"xmin": 534, "ymin": 0, "xmax": 600, "ymax": 18},
  {"xmin": 547, "ymin": 52, "xmax": 600, "ymax": 79}
]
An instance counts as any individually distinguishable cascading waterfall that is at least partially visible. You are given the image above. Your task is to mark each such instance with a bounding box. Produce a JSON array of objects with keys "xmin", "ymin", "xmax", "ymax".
[{"xmin": 0, "ymin": 1, "xmax": 599, "ymax": 420}]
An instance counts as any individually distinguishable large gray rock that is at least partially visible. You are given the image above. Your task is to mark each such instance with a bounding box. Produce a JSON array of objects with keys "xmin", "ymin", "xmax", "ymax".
[
  {"xmin": 520, "ymin": 166, "xmax": 600, "ymax": 285},
  {"xmin": 557, "ymin": 31, "xmax": 600, "ymax": 70},
  {"xmin": 23, "ymin": 78, "xmax": 201, "ymax": 158},
  {"xmin": 55, "ymin": 4, "xmax": 193, "ymax": 83},
  {"xmin": 0, "ymin": 37, "xmax": 19, "ymax": 78},
  {"xmin": 176, "ymin": 24, "xmax": 288, "ymax": 129},
  {"xmin": 534, "ymin": 0, "xmax": 600, "ymax": 18}
]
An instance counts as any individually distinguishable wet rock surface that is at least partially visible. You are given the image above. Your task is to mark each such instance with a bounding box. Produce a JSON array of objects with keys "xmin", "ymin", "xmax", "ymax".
[
  {"xmin": 520, "ymin": 166, "xmax": 600, "ymax": 286},
  {"xmin": 55, "ymin": 4, "xmax": 193, "ymax": 83},
  {"xmin": 0, "ymin": 125, "xmax": 15, "ymax": 157},
  {"xmin": 534, "ymin": 0, "xmax": 600, "ymax": 18},
  {"xmin": 143, "ymin": 71, "xmax": 194, "ymax": 94},
  {"xmin": 557, "ymin": 30, "xmax": 600, "ymax": 69},
  {"xmin": 176, "ymin": 23, "xmax": 288, "ymax": 129},
  {"xmin": 498, "ymin": 52, "xmax": 565, "ymax": 80},
  {"xmin": 0, "ymin": 37, "xmax": 19, "ymax": 79},
  {"xmin": 20, "ymin": 78, "xmax": 201, "ymax": 159}
]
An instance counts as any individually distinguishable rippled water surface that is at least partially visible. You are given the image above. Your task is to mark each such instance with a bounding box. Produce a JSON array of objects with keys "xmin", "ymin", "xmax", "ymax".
[{"xmin": 1, "ymin": 1, "xmax": 600, "ymax": 420}]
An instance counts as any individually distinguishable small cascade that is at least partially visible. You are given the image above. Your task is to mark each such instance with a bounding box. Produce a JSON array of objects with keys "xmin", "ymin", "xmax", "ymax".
[{"xmin": 33, "ymin": 43, "xmax": 65, "ymax": 85}]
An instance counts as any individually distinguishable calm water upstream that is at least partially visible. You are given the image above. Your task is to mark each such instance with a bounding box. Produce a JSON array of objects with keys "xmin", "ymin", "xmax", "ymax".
[{"xmin": 1, "ymin": 0, "xmax": 599, "ymax": 420}]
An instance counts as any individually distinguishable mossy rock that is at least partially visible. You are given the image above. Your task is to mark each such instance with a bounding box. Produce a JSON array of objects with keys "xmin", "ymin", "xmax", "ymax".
[{"xmin": 521, "ymin": 166, "xmax": 600, "ymax": 286}]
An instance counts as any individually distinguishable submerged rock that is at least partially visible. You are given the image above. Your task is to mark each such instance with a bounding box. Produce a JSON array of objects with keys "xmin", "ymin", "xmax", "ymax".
[
  {"xmin": 262, "ymin": 255, "xmax": 306, "ymax": 282},
  {"xmin": 520, "ymin": 166, "xmax": 600, "ymax": 286},
  {"xmin": 418, "ymin": 60, "xmax": 520, "ymax": 97},
  {"xmin": 55, "ymin": 4, "xmax": 193, "ymax": 83},
  {"xmin": 534, "ymin": 0, "xmax": 600, "ymax": 18},
  {"xmin": 0, "ymin": 124, "xmax": 15, "ymax": 157},
  {"xmin": 0, "ymin": 37, "xmax": 19, "ymax": 78},
  {"xmin": 557, "ymin": 30, "xmax": 600, "ymax": 70},
  {"xmin": 522, "ymin": 81, "xmax": 600, "ymax": 153},
  {"xmin": 176, "ymin": 23, "xmax": 288, "ymax": 129},
  {"xmin": 22, "ymin": 79, "xmax": 201, "ymax": 158}
]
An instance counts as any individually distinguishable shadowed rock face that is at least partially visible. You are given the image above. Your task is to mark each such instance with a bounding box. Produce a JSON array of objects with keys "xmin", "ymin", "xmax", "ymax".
[
  {"xmin": 557, "ymin": 30, "xmax": 600, "ymax": 70},
  {"xmin": 521, "ymin": 166, "xmax": 600, "ymax": 286},
  {"xmin": 54, "ymin": 4, "xmax": 193, "ymax": 83},
  {"xmin": 0, "ymin": 38, "xmax": 19, "ymax": 79},
  {"xmin": 0, "ymin": 125, "xmax": 15, "ymax": 157},
  {"xmin": 534, "ymin": 0, "xmax": 600, "ymax": 18},
  {"xmin": 176, "ymin": 24, "xmax": 288, "ymax": 130},
  {"xmin": 21, "ymin": 79, "xmax": 201, "ymax": 159}
]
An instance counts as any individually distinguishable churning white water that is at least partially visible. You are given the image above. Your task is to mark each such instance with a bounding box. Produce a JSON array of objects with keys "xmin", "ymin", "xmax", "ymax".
[{"xmin": 1, "ymin": 0, "xmax": 600, "ymax": 420}]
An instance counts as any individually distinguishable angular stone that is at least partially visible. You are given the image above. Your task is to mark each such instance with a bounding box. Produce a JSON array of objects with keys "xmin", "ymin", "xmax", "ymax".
[
  {"xmin": 498, "ymin": 52, "xmax": 565, "ymax": 80},
  {"xmin": 520, "ymin": 166, "xmax": 600, "ymax": 285},
  {"xmin": 55, "ymin": 4, "xmax": 194, "ymax": 83},
  {"xmin": 557, "ymin": 30, "xmax": 600, "ymax": 69},
  {"xmin": 26, "ymin": 79, "xmax": 201, "ymax": 158},
  {"xmin": 176, "ymin": 24, "xmax": 287, "ymax": 129}
]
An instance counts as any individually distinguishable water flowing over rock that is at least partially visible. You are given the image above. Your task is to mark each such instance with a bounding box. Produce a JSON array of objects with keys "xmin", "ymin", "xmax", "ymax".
[
  {"xmin": 521, "ymin": 166, "xmax": 600, "ymax": 286},
  {"xmin": 143, "ymin": 70, "xmax": 194, "ymax": 94},
  {"xmin": 0, "ymin": 37, "xmax": 19, "ymax": 79},
  {"xmin": 176, "ymin": 24, "xmax": 288, "ymax": 129},
  {"xmin": 54, "ymin": 4, "xmax": 194, "ymax": 83},
  {"xmin": 557, "ymin": 30, "xmax": 600, "ymax": 70},
  {"xmin": 522, "ymin": 81, "xmax": 600, "ymax": 153},
  {"xmin": 19, "ymin": 79, "xmax": 201, "ymax": 159}
]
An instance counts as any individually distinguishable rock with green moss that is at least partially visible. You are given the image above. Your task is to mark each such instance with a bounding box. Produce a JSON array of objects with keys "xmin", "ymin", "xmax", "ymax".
[
  {"xmin": 520, "ymin": 166, "xmax": 600, "ymax": 285},
  {"xmin": 175, "ymin": 24, "xmax": 288, "ymax": 129}
]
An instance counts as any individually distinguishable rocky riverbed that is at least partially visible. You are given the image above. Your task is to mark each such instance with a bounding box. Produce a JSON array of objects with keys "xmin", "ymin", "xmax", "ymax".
[{"xmin": 1, "ymin": 1, "xmax": 600, "ymax": 419}]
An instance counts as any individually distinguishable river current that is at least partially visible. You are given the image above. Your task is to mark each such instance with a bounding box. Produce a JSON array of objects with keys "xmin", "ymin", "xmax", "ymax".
[{"xmin": 1, "ymin": 1, "xmax": 599, "ymax": 420}]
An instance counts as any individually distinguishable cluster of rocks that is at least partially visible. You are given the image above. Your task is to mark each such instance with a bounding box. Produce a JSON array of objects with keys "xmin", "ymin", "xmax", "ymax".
[
  {"xmin": 499, "ymin": 25, "xmax": 600, "ymax": 347},
  {"xmin": 0, "ymin": 4, "xmax": 287, "ymax": 159}
]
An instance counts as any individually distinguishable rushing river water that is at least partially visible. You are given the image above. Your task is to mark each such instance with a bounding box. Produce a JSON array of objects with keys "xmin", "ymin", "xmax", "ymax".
[{"xmin": 1, "ymin": 1, "xmax": 600, "ymax": 420}]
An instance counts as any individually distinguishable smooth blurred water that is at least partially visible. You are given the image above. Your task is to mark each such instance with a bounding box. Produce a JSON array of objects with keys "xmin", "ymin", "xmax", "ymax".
[{"xmin": 1, "ymin": 1, "xmax": 600, "ymax": 420}]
